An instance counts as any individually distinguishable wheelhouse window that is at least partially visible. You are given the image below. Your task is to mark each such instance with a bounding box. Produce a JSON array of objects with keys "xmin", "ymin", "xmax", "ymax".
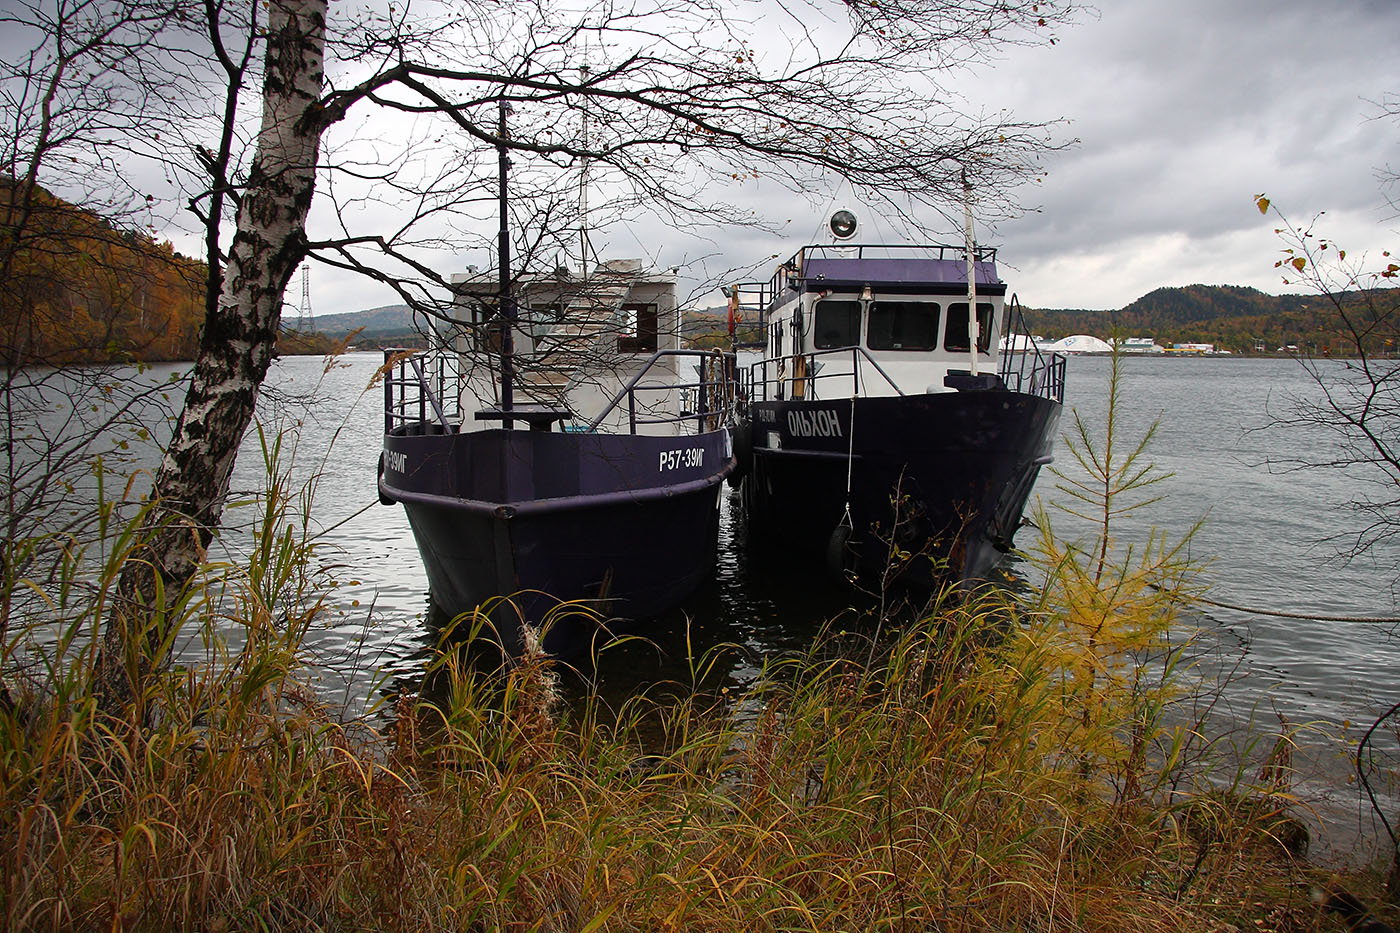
[
  {"xmin": 531, "ymin": 302, "xmax": 567, "ymax": 323},
  {"xmin": 617, "ymin": 302, "xmax": 659, "ymax": 353},
  {"xmin": 813, "ymin": 299, "xmax": 862, "ymax": 349},
  {"xmin": 867, "ymin": 300, "xmax": 939, "ymax": 351},
  {"xmin": 943, "ymin": 302, "xmax": 995, "ymax": 353},
  {"xmin": 463, "ymin": 298, "xmax": 504, "ymax": 353}
]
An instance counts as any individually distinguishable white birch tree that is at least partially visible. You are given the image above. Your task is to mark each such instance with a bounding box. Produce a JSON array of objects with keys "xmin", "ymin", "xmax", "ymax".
[
  {"xmin": 0, "ymin": 0, "xmax": 1080, "ymax": 706},
  {"xmin": 97, "ymin": 0, "xmax": 330, "ymax": 703}
]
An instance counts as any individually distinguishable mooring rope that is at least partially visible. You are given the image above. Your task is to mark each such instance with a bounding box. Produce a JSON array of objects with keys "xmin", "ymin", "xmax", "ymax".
[
  {"xmin": 841, "ymin": 393, "xmax": 856, "ymax": 529},
  {"xmin": 1189, "ymin": 592, "xmax": 1400, "ymax": 625}
]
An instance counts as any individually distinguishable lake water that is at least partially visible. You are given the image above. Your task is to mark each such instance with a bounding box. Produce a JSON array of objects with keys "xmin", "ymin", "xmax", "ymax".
[{"xmin": 23, "ymin": 350, "xmax": 1400, "ymax": 863}]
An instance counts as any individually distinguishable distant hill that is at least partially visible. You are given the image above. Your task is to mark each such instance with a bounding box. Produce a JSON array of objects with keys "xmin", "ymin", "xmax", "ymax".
[
  {"xmin": 311, "ymin": 304, "xmax": 417, "ymax": 339},
  {"xmin": 323, "ymin": 284, "xmax": 1396, "ymax": 356},
  {"xmin": 315, "ymin": 302, "xmax": 735, "ymax": 346},
  {"xmin": 2, "ymin": 180, "xmax": 207, "ymax": 364},
  {"xmin": 1024, "ymin": 284, "xmax": 1357, "ymax": 353},
  {"xmin": 682, "ymin": 306, "xmax": 728, "ymax": 340},
  {"xmin": 0, "ymin": 185, "xmax": 436, "ymax": 363}
]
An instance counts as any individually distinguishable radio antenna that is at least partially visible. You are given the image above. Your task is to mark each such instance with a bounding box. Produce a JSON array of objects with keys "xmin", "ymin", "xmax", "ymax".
[
  {"xmin": 578, "ymin": 58, "xmax": 592, "ymax": 279},
  {"xmin": 962, "ymin": 167, "xmax": 980, "ymax": 378}
]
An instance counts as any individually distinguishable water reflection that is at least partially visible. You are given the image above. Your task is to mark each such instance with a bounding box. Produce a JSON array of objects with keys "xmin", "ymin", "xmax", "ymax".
[
  {"xmin": 378, "ymin": 488, "xmax": 882, "ymax": 706},
  {"xmin": 549, "ymin": 487, "xmax": 870, "ymax": 696},
  {"xmin": 16, "ymin": 351, "xmax": 1395, "ymax": 856},
  {"xmin": 192, "ymin": 353, "xmax": 1400, "ymax": 741}
]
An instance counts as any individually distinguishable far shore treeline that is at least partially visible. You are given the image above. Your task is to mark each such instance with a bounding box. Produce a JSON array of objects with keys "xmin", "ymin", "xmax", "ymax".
[
  {"xmin": 1, "ymin": 181, "xmax": 207, "ymax": 365},
  {"xmin": 312, "ymin": 285, "xmax": 1400, "ymax": 359},
  {"xmin": 0, "ymin": 182, "xmax": 344, "ymax": 365},
  {"xmin": 3, "ymin": 183, "xmax": 1380, "ymax": 364}
]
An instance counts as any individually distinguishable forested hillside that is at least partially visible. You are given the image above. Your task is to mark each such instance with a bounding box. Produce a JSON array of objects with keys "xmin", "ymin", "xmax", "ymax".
[
  {"xmin": 1026, "ymin": 284, "xmax": 1375, "ymax": 353},
  {"xmin": 1, "ymin": 181, "xmax": 206, "ymax": 364},
  {"xmin": 312, "ymin": 305, "xmax": 416, "ymax": 339},
  {"xmin": 8, "ymin": 183, "xmax": 1391, "ymax": 361}
]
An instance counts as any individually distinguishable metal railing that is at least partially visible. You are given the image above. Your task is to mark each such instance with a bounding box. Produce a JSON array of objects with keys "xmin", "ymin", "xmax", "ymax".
[
  {"xmin": 726, "ymin": 242, "xmax": 1000, "ymax": 336},
  {"xmin": 585, "ymin": 349, "xmax": 738, "ymax": 434},
  {"xmin": 765, "ymin": 243, "xmax": 998, "ymax": 311},
  {"xmin": 383, "ymin": 348, "xmax": 462, "ymax": 434},
  {"xmin": 998, "ymin": 296, "xmax": 1067, "ymax": 404},
  {"xmin": 384, "ymin": 346, "xmax": 738, "ymax": 437},
  {"xmin": 737, "ymin": 299, "xmax": 1066, "ymax": 405},
  {"xmin": 798, "ymin": 241, "xmax": 997, "ymax": 264},
  {"xmin": 742, "ymin": 345, "xmax": 906, "ymax": 403}
]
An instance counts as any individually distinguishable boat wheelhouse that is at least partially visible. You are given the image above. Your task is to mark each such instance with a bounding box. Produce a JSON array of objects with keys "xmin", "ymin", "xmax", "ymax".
[
  {"xmin": 727, "ymin": 234, "xmax": 1065, "ymax": 586},
  {"xmin": 378, "ymin": 261, "xmax": 737, "ymax": 654}
]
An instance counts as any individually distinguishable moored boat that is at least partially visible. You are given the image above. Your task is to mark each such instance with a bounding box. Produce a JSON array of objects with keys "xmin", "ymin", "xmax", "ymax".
[
  {"xmin": 379, "ymin": 261, "xmax": 737, "ymax": 653},
  {"xmin": 726, "ymin": 211, "xmax": 1065, "ymax": 586},
  {"xmin": 377, "ymin": 101, "xmax": 737, "ymax": 654}
]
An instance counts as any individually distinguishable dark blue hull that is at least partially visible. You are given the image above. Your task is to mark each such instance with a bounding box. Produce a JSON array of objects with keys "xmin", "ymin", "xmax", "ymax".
[
  {"xmin": 740, "ymin": 390, "xmax": 1059, "ymax": 584},
  {"xmin": 380, "ymin": 427, "xmax": 733, "ymax": 653}
]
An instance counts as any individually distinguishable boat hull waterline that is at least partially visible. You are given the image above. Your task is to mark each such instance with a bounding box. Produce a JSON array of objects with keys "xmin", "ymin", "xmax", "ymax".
[
  {"xmin": 381, "ymin": 426, "xmax": 734, "ymax": 652},
  {"xmin": 740, "ymin": 390, "xmax": 1060, "ymax": 584}
]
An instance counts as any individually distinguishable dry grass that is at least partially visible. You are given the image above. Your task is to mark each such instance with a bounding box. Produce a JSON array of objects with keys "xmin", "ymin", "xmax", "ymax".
[
  {"xmin": 0, "ymin": 569, "xmax": 1365, "ymax": 932},
  {"xmin": 1, "ymin": 376, "xmax": 1392, "ymax": 930}
]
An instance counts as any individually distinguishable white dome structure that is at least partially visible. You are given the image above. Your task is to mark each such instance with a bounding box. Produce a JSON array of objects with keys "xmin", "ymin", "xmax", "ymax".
[{"xmin": 1037, "ymin": 334, "xmax": 1113, "ymax": 355}]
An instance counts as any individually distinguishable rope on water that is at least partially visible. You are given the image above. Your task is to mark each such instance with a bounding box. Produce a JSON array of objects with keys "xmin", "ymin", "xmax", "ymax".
[
  {"xmin": 841, "ymin": 393, "xmax": 856, "ymax": 529},
  {"xmin": 1190, "ymin": 592, "xmax": 1400, "ymax": 625}
]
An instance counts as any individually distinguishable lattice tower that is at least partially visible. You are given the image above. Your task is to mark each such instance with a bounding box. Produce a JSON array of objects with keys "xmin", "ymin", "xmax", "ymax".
[{"xmin": 297, "ymin": 266, "xmax": 313, "ymax": 331}]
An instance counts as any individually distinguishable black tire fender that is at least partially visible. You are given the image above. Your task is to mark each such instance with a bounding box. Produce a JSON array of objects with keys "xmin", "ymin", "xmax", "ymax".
[
  {"xmin": 825, "ymin": 523, "xmax": 855, "ymax": 581},
  {"xmin": 730, "ymin": 420, "xmax": 753, "ymax": 479},
  {"xmin": 377, "ymin": 452, "xmax": 395, "ymax": 506}
]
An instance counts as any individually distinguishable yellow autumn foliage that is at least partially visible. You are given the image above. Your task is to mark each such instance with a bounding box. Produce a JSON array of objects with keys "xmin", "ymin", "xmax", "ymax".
[
  {"xmin": 1, "ymin": 180, "xmax": 206, "ymax": 365},
  {"xmin": 1026, "ymin": 341, "xmax": 1206, "ymax": 800}
]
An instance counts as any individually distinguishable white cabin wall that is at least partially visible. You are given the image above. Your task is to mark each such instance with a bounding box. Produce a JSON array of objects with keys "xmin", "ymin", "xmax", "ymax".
[
  {"xmin": 442, "ymin": 266, "xmax": 694, "ymax": 436},
  {"xmin": 757, "ymin": 291, "xmax": 1005, "ymax": 400}
]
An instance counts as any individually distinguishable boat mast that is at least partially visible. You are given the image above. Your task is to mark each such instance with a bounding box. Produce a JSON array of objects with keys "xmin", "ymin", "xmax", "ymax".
[
  {"xmin": 578, "ymin": 63, "xmax": 591, "ymax": 279},
  {"xmin": 497, "ymin": 99, "xmax": 516, "ymax": 423},
  {"xmin": 962, "ymin": 168, "xmax": 980, "ymax": 378}
]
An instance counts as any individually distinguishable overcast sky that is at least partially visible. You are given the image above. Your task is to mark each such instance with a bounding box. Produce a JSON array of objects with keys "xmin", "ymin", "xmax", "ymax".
[
  {"xmin": 975, "ymin": 0, "xmax": 1400, "ymax": 309},
  {"xmin": 265, "ymin": 0, "xmax": 1400, "ymax": 316}
]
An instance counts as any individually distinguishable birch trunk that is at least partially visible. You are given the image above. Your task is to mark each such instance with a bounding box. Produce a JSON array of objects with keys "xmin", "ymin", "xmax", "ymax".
[{"xmin": 97, "ymin": 0, "xmax": 328, "ymax": 708}]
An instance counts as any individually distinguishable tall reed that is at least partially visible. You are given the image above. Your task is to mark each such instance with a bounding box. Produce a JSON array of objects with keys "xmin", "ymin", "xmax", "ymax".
[{"xmin": 0, "ymin": 353, "xmax": 1369, "ymax": 930}]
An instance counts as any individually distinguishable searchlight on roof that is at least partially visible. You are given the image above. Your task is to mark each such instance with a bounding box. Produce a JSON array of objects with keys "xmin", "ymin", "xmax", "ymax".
[{"xmin": 829, "ymin": 210, "xmax": 858, "ymax": 240}]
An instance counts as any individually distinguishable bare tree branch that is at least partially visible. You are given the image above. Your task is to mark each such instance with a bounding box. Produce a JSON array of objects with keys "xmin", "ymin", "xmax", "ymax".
[{"xmin": 1256, "ymin": 197, "xmax": 1400, "ymax": 567}]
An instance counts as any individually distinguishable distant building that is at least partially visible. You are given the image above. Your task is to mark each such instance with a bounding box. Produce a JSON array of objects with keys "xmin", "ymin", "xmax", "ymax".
[
  {"xmin": 1002, "ymin": 334, "xmax": 1169, "ymax": 356},
  {"xmin": 1165, "ymin": 342, "xmax": 1231, "ymax": 356},
  {"xmin": 999, "ymin": 333, "xmax": 1043, "ymax": 354},
  {"xmin": 1112, "ymin": 336, "xmax": 1165, "ymax": 354}
]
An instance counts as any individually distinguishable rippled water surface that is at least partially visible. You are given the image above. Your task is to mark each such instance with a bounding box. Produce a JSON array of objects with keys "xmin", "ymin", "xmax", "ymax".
[
  {"xmin": 1055, "ymin": 357, "xmax": 1400, "ymax": 727},
  {"xmin": 265, "ymin": 354, "xmax": 1398, "ymax": 709},
  {"xmin": 201, "ymin": 351, "xmax": 1400, "ymax": 857}
]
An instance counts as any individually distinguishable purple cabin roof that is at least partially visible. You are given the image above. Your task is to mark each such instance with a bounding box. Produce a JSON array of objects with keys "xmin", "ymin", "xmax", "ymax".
[{"xmin": 803, "ymin": 256, "xmax": 1001, "ymax": 289}]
